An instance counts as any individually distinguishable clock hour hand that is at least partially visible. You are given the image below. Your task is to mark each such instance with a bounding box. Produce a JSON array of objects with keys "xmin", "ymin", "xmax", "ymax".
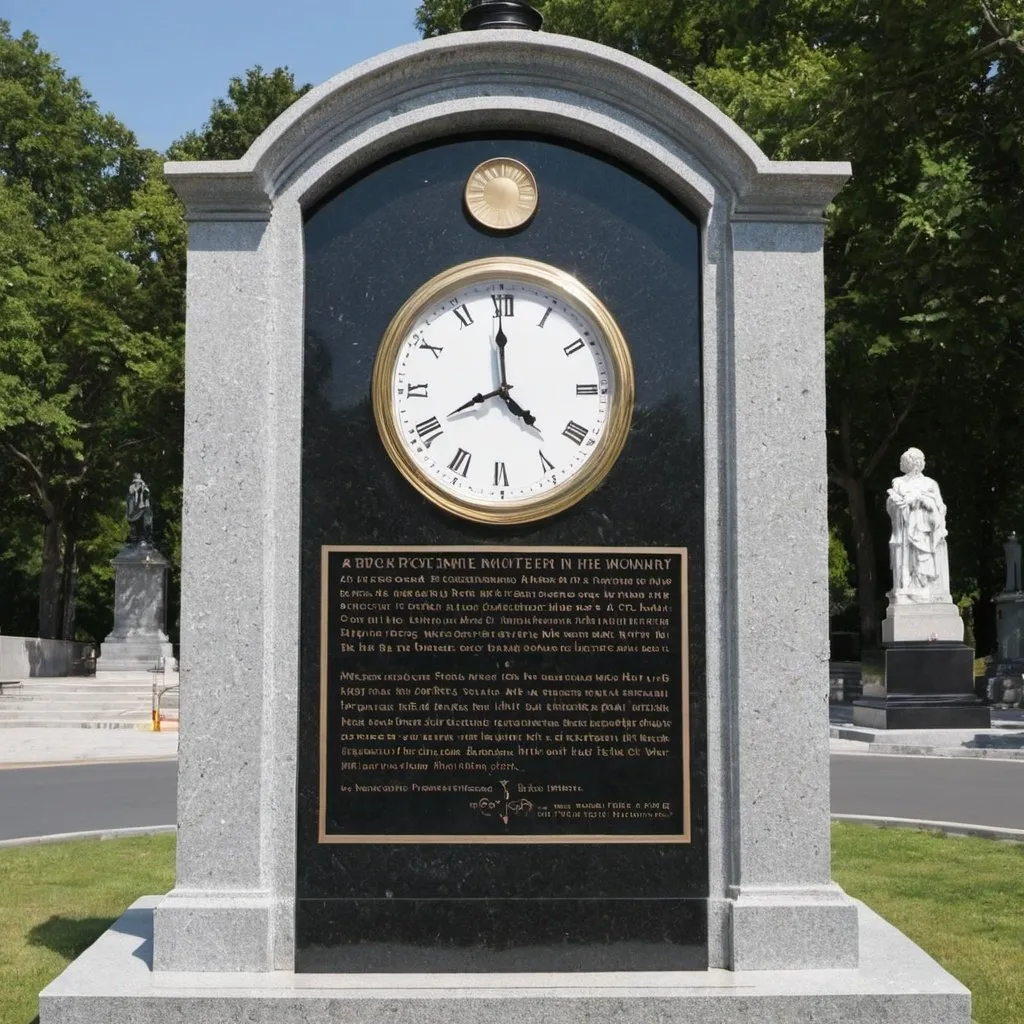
[
  {"xmin": 448, "ymin": 386, "xmax": 505, "ymax": 417},
  {"xmin": 500, "ymin": 390, "xmax": 537, "ymax": 428}
]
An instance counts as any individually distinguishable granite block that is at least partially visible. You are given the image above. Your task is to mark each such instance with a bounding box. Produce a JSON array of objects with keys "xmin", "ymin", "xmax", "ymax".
[{"xmin": 40, "ymin": 898, "xmax": 970, "ymax": 1024}]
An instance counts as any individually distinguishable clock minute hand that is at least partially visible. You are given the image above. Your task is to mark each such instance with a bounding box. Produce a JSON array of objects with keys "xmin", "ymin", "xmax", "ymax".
[
  {"xmin": 448, "ymin": 386, "xmax": 506, "ymax": 417},
  {"xmin": 495, "ymin": 311, "xmax": 509, "ymax": 387}
]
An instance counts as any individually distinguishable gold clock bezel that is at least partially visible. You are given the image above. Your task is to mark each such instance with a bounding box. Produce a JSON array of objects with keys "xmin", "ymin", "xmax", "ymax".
[{"xmin": 371, "ymin": 256, "xmax": 635, "ymax": 526}]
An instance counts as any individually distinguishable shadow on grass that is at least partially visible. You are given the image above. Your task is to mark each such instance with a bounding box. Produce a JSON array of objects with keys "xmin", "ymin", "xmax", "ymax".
[{"xmin": 27, "ymin": 915, "xmax": 116, "ymax": 962}]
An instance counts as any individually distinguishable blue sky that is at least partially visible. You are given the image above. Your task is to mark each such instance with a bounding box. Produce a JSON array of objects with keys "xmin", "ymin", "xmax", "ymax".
[{"xmin": 3, "ymin": 1, "xmax": 422, "ymax": 153}]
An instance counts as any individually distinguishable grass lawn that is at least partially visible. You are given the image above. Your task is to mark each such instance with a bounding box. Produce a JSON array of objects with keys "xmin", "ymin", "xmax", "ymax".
[
  {"xmin": 0, "ymin": 826, "xmax": 1021, "ymax": 1024},
  {"xmin": 0, "ymin": 834, "xmax": 175, "ymax": 1024},
  {"xmin": 833, "ymin": 823, "xmax": 1024, "ymax": 1024}
]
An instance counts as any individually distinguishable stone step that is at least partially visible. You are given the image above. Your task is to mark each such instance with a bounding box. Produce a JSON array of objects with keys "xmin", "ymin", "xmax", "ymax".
[
  {"xmin": 1, "ymin": 688, "xmax": 155, "ymax": 699},
  {"xmin": 0, "ymin": 702, "xmax": 154, "ymax": 715},
  {"xmin": 0, "ymin": 706, "xmax": 152, "ymax": 720},
  {"xmin": 0, "ymin": 718, "xmax": 149, "ymax": 729}
]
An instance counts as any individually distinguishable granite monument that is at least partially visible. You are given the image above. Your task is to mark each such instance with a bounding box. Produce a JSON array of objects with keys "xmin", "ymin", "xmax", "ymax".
[{"xmin": 42, "ymin": 4, "xmax": 971, "ymax": 1021}]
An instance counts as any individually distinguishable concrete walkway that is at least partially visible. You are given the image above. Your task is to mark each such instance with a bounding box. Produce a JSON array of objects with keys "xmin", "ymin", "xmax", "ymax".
[{"xmin": 0, "ymin": 726, "xmax": 177, "ymax": 767}]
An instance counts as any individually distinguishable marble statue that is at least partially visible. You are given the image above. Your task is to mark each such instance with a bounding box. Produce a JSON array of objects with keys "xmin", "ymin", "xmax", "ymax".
[
  {"xmin": 886, "ymin": 447, "xmax": 951, "ymax": 604},
  {"xmin": 126, "ymin": 472, "xmax": 154, "ymax": 546}
]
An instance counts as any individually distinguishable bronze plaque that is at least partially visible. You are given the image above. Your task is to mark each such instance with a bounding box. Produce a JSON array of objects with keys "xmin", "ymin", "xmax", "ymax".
[{"xmin": 319, "ymin": 545, "xmax": 689, "ymax": 843}]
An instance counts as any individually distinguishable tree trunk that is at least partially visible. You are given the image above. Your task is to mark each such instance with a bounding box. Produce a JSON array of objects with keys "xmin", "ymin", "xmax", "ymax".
[
  {"xmin": 846, "ymin": 477, "xmax": 881, "ymax": 649},
  {"xmin": 38, "ymin": 517, "xmax": 62, "ymax": 639},
  {"xmin": 60, "ymin": 531, "xmax": 78, "ymax": 640}
]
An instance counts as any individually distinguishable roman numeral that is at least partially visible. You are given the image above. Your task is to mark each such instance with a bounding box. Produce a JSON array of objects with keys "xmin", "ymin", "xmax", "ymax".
[
  {"xmin": 452, "ymin": 304, "xmax": 474, "ymax": 328},
  {"xmin": 493, "ymin": 461, "xmax": 509, "ymax": 487},
  {"xmin": 576, "ymin": 383, "xmax": 598, "ymax": 395},
  {"xmin": 539, "ymin": 450, "xmax": 555, "ymax": 472},
  {"xmin": 419, "ymin": 341, "xmax": 443, "ymax": 359},
  {"xmin": 562, "ymin": 420, "xmax": 588, "ymax": 446},
  {"xmin": 448, "ymin": 448, "xmax": 472, "ymax": 477},
  {"xmin": 406, "ymin": 383, "xmax": 428, "ymax": 398},
  {"xmin": 537, "ymin": 307, "xmax": 552, "ymax": 328},
  {"xmin": 563, "ymin": 338, "xmax": 585, "ymax": 356},
  {"xmin": 491, "ymin": 294, "xmax": 514, "ymax": 317},
  {"xmin": 414, "ymin": 417, "xmax": 444, "ymax": 447}
]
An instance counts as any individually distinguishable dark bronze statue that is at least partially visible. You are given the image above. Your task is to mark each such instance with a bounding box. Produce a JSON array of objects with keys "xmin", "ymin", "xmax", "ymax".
[{"xmin": 126, "ymin": 472, "xmax": 154, "ymax": 545}]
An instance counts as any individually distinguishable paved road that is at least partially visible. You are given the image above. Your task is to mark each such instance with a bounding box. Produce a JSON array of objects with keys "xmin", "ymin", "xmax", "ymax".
[
  {"xmin": 1, "ymin": 755, "xmax": 1022, "ymax": 842},
  {"xmin": 830, "ymin": 753, "xmax": 1024, "ymax": 829},
  {"xmin": 0, "ymin": 761, "xmax": 177, "ymax": 841}
]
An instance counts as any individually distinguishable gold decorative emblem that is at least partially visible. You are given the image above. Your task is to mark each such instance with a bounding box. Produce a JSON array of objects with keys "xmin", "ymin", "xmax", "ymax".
[{"xmin": 464, "ymin": 158, "xmax": 539, "ymax": 231}]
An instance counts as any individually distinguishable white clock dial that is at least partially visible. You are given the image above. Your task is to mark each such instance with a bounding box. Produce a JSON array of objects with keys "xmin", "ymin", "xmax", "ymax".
[{"xmin": 373, "ymin": 258, "xmax": 634, "ymax": 524}]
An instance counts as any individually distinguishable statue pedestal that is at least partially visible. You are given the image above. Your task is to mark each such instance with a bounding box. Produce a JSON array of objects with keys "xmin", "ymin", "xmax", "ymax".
[
  {"xmin": 96, "ymin": 544, "xmax": 174, "ymax": 673},
  {"xmin": 857, "ymin": 599, "xmax": 987, "ymax": 728},
  {"xmin": 881, "ymin": 601, "xmax": 964, "ymax": 644},
  {"xmin": 852, "ymin": 642, "xmax": 990, "ymax": 729}
]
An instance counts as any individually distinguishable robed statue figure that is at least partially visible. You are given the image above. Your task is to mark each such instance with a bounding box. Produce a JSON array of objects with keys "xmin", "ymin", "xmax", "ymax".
[
  {"xmin": 126, "ymin": 472, "xmax": 154, "ymax": 546},
  {"xmin": 886, "ymin": 448, "xmax": 951, "ymax": 604}
]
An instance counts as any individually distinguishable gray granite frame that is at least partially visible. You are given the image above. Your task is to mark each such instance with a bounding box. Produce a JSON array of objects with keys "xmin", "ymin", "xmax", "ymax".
[{"xmin": 160, "ymin": 30, "xmax": 854, "ymax": 974}]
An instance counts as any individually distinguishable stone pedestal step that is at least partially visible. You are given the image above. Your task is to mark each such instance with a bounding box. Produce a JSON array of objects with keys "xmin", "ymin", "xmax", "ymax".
[
  {"xmin": 0, "ymin": 708, "xmax": 151, "ymax": 724},
  {"xmin": 1, "ymin": 686, "xmax": 154, "ymax": 698},
  {"xmin": 0, "ymin": 718, "xmax": 147, "ymax": 729}
]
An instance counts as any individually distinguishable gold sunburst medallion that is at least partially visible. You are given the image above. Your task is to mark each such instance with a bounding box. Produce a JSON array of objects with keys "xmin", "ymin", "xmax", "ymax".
[{"xmin": 464, "ymin": 158, "xmax": 539, "ymax": 231}]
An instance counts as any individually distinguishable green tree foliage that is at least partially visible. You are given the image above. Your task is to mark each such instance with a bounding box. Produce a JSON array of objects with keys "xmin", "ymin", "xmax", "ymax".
[
  {"xmin": 419, "ymin": 0, "xmax": 1024, "ymax": 648},
  {"xmin": 0, "ymin": 22, "xmax": 185, "ymax": 640},
  {"xmin": 0, "ymin": 31, "xmax": 308, "ymax": 643},
  {"xmin": 166, "ymin": 66, "xmax": 310, "ymax": 161}
]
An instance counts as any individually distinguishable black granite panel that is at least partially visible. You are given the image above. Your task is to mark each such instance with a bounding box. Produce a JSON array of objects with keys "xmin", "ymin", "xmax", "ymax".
[
  {"xmin": 296, "ymin": 898, "xmax": 707, "ymax": 973},
  {"xmin": 297, "ymin": 134, "xmax": 706, "ymax": 970},
  {"xmin": 883, "ymin": 642, "xmax": 975, "ymax": 695}
]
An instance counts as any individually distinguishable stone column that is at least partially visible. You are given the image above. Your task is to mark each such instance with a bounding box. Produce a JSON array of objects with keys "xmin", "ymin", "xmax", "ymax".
[
  {"xmin": 724, "ymin": 216, "xmax": 859, "ymax": 970},
  {"xmin": 96, "ymin": 544, "xmax": 174, "ymax": 673}
]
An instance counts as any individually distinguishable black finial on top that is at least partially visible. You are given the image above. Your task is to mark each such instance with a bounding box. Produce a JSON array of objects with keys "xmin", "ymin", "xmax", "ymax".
[{"xmin": 461, "ymin": 0, "xmax": 543, "ymax": 31}]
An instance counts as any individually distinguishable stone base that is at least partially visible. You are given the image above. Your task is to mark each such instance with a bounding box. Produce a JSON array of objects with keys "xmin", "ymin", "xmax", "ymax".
[
  {"xmin": 853, "ymin": 642, "xmax": 990, "ymax": 730},
  {"xmin": 40, "ymin": 898, "xmax": 970, "ymax": 1024},
  {"xmin": 881, "ymin": 602, "xmax": 964, "ymax": 644},
  {"xmin": 96, "ymin": 637, "xmax": 174, "ymax": 673},
  {"xmin": 851, "ymin": 697, "xmax": 992, "ymax": 730}
]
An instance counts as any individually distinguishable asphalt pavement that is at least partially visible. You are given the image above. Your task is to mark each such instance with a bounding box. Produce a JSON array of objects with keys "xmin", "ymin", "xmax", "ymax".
[
  {"xmin": 2, "ymin": 742, "xmax": 1022, "ymax": 843},
  {"xmin": 831, "ymin": 753, "xmax": 1024, "ymax": 830},
  {"xmin": 0, "ymin": 760, "xmax": 177, "ymax": 841}
]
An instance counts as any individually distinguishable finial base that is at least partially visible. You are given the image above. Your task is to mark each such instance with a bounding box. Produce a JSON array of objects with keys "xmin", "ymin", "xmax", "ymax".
[{"xmin": 461, "ymin": 0, "xmax": 543, "ymax": 31}]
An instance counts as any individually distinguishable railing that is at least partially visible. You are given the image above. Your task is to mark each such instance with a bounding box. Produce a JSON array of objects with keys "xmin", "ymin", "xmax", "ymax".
[{"xmin": 151, "ymin": 657, "xmax": 179, "ymax": 732}]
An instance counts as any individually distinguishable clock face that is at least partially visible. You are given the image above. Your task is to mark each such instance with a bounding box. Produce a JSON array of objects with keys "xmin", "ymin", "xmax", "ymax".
[{"xmin": 372, "ymin": 257, "xmax": 634, "ymax": 524}]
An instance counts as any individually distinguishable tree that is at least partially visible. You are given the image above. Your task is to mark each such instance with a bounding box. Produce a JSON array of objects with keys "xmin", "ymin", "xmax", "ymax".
[
  {"xmin": 417, "ymin": 0, "xmax": 1024, "ymax": 649},
  {"xmin": 0, "ymin": 23, "xmax": 185, "ymax": 639},
  {"xmin": 0, "ymin": 28, "xmax": 309, "ymax": 642},
  {"xmin": 167, "ymin": 66, "xmax": 311, "ymax": 162}
]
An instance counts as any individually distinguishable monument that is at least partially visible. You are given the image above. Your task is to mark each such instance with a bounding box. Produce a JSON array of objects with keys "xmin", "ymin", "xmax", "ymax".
[
  {"xmin": 42, "ymin": 3, "xmax": 971, "ymax": 1021},
  {"xmin": 988, "ymin": 532, "xmax": 1024, "ymax": 705},
  {"xmin": 853, "ymin": 448, "xmax": 989, "ymax": 729},
  {"xmin": 95, "ymin": 473, "xmax": 175, "ymax": 673}
]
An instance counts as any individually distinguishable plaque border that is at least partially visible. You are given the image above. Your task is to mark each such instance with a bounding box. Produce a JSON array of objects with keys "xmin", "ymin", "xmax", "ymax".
[{"xmin": 318, "ymin": 545, "xmax": 691, "ymax": 844}]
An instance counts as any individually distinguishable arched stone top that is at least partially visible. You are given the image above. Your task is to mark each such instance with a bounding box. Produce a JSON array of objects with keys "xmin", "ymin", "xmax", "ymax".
[{"xmin": 165, "ymin": 31, "xmax": 849, "ymax": 223}]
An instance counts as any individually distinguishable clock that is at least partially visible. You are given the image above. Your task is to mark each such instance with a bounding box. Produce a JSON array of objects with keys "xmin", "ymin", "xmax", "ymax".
[{"xmin": 372, "ymin": 256, "xmax": 634, "ymax": 524}]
